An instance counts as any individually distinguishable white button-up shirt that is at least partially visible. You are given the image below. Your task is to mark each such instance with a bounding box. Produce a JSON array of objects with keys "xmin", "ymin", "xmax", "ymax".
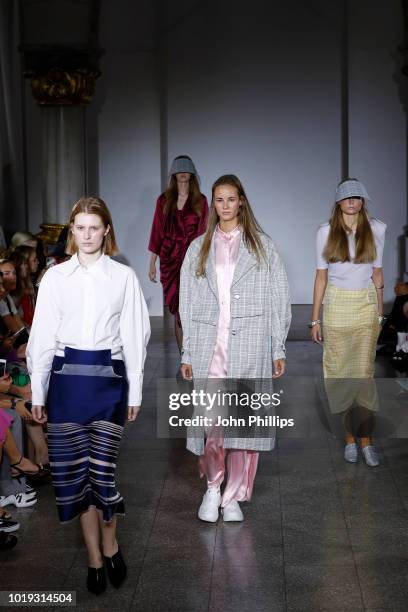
[{"xmin": 26, "ymin": 254, "xmax": 151, "ymax": 407}]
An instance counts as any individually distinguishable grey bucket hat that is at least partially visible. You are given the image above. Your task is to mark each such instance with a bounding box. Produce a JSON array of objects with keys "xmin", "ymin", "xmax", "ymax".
[
  {"xmin": 335, "ymin": 179, "xmax": 371, "ymax": 202},
  {"xmin": 169, "ymin": 156, "xmax": 200, "ymax": 182}
]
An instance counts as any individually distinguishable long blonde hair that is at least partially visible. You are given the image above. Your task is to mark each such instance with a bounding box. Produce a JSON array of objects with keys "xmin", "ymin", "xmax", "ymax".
[
  {"xmin": 324, "ymin": 180, "xmax": 376, "ymax": 264},
  {"xmin": 196, "ymin": 175, "xmax": 266, "ymax": 277}
]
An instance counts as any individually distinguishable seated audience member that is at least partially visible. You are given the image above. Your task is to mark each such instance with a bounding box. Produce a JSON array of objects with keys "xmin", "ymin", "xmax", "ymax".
[
  {"xmin": 378, "ymin": 283, "xmax": 408, "ymax": 366},
  {"xmin": 0, "ymin": 263, "xmax": 50, "ymax": 470},
  {"xmin": 388, "ymin": 284, "xmax": 408, "ymax": 332},
  {"xmin": 16, "ymin": 245, "xmax": 40, "ymax": 284},
  {"xmin": 10, "ymin": 231, "xmax": 37, "ymax": 250},
  {"xmin": 0, "ymin": 410, "xmax": 20, "ymax": 541},
  {"xmin": 0, "ymin": 395, "xmax": 40, "ymax": 510},
  {"xmin": 0, "ymin": 373, "xmax": 47, "ymax": 483},
  {"xmin": 0, "ymin": 370, "xmax": 50, "ymax": 473},
  {"xmin": 0, "ymin": 260, "xmax": 26, "ymax": 335},
  {"xmin": 9, "ymin": 248, "xmax": 38, "ymax": 326}
]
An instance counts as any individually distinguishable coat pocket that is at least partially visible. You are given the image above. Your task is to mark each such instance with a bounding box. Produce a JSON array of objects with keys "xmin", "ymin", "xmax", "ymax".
[
  {"xmin": 191, "ymin": 303, "xmax": 218, "ymax": 325},
  {"xmin": 231, "ymin": 300, "xmax": 263, "ymax": 318}
]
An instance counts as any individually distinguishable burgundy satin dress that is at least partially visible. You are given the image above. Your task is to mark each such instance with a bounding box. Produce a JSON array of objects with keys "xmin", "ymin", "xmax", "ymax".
[{"xmin": 148, "ymin": 193, "xmax": 208, "ymax": 320}]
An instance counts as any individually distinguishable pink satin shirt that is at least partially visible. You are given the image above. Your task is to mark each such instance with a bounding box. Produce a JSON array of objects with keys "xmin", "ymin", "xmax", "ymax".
[{"xmin": 208, "ymin": 224, "xmax": 242, "ymax": 378}]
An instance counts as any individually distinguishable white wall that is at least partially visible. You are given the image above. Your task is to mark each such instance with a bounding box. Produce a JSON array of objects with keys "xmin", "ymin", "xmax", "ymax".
[
  {"xmin": 87, "ymin": 0, "xmax": 162, "ymax": 314},
  {"xmin": 164, "ymin": 0, "xmax": 343, "ymax": 305},
  {"xmin": 164, "ymin": 0, "xmax": 405, "ymax": 304},
  {"xmin": 348, "ymin": 0, "xmax": 406, "ymax": 300}
]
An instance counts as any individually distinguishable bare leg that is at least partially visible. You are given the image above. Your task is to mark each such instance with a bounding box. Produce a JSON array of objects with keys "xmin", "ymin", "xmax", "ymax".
[
  {"xmin": 80, "ymin": 507, "xmax": 103, "ymax": 568},
  {"xmin": 342, "ymin": 410, "xmax": 356, "ymax": 445},
  {"xmin": 98, "ymin": 511, "xmax": 118, "ymax": 557},
  {"xmin": 174, "ymin": 315, "xmax": 183, "ymax": 354},
  {"xmin": 25, "ymin": 423, "xmax": 49, "ymax": 464},
  {"xmin": 3, "ymin": 429, "xmax": 40, "ymax": 473}
]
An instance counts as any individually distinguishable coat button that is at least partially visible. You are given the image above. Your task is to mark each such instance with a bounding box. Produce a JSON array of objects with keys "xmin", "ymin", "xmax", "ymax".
[
  {"xmin": 234, "ymin": 294, "xmax": 240, "ymax": 299},
  {"xmin": 231, "ymin": 330, "xmax": 236, "ymax": 335}
]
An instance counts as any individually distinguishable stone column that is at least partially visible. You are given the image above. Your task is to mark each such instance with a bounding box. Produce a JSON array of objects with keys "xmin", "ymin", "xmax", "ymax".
[
  {"xmin": 42, "ymin": 106, "xmax": 85, "ymax": 225},
  {"xmin": 23, "ymin": 64, "xmax": 100, "ymax": 245}
]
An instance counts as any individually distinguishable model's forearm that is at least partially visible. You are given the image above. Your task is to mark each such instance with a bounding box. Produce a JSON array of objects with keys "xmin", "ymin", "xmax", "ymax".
[
  {"xmin": 372, "ymin": 268, "xmax": 384, "ymax": 315},
  {"xmin": 312, "ymin": 271, "xmax": 327, "ymax": 321}
]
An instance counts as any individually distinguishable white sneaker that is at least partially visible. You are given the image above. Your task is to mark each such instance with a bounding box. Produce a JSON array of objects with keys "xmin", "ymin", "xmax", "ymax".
[
  {"xmin": 222, "ymin": 500, "xmax": 244, "ymax": 522},
  {"xmin": 362, "ymin": 446, "xmax": 380, "ymax": 467},
  {"xmin": 344, "ymin": 443, "xmax": 358, "ymax": 463},
  {"xmin": 198, "ymin": 487, "xmax": 221, "ymax": 522},
  {"xmin": 0, "ymin": 492, "xmax": 38, "ymax": 508}
]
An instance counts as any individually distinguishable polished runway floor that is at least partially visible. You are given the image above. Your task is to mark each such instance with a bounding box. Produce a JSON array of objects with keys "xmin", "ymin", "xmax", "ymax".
[{"xmin": 2, "ymin": 315, "xmax": 408, "ymax": 611}]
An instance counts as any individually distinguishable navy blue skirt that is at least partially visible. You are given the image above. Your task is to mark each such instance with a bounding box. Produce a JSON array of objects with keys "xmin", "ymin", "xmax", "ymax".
[{"xmin": 46, "ymin": 347, "xmax": 128, "ymax": 523}]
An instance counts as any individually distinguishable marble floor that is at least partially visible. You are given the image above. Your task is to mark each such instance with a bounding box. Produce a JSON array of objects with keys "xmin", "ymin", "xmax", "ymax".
[{"xmin": 1, "ymin": 316, "xmax": 408, "ymax": 611}]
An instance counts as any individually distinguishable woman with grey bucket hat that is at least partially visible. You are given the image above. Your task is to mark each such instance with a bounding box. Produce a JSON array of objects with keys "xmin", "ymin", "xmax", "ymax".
[
  {"xmin": 148, "ymin": 155, "xmax": 208, "ymax": 351},
  {"xmin": 311, "ymin": 178, "xmax": 386, "ymax": 467}
]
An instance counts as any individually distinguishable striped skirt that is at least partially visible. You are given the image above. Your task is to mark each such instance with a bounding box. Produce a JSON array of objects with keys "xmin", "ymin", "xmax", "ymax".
[
  {"xmin": 323, "ymin": 283, "xmax": 380, "ymax": 415},
  {"xmin": 46, "ymin": 347, "xmax": 128, "ymax": 523}
]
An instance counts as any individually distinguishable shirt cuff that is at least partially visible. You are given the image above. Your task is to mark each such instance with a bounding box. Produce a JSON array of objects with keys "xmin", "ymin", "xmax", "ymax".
[
  {"xmin": 30, "ymin": 371, "xmax": 50, "ymax": 406},
  {"xmin": 180, "ymin": 347, "xmax": 192, "ymax": 365},
  {"xmin": 272, "ymin": 345, "xmax": 286, "ymax": 361},
  {"xmin": 127, "ymin": 371, "xmax": 143, "ymax": 406}
]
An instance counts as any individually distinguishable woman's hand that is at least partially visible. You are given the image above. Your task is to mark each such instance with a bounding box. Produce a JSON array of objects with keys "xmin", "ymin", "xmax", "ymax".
[
  {"xmin": 272, "ymin": 359, "xmax": 286, "ymax": 378},
  {"xmin": 15, "ymin": 400, "xmax": 33, "ymax": 422},
  {"xmin": 149, "ymin": 261, "xmax": 157, "ymax": 282},
  {"xmin": 311, "ymin": 323, "xmax": 323, "ymax": 344},
  {"xmin": 0, "ymin": 375, "xmax": 12, "ymax": 394},
  {"xmin": 180, "ymin": 363, "xmax": 193, "ymax": 380},
  {"xmin": 127, "ymin": 406, "xmax": 140, "ymax": 421},
  {"xmin": 32, "ymin": 405, "xmax": 47, "ymax": 424}
]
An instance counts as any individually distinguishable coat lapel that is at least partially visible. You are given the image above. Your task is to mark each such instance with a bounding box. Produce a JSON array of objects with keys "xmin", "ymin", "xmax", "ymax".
[{"xmin": 231, "ymin": 235, "xmax": 258, "ymax": 286}]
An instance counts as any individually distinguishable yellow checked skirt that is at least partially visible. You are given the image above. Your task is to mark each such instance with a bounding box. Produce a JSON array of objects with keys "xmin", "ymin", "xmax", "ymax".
[{"xmin": 323, "ymin": 283, "xmax": 380, "ymax": 414}]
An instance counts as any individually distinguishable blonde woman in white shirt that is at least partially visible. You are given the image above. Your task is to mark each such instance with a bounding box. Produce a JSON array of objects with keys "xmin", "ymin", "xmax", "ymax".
[
  {"xmin": 311, "ymin": 179, "xmax": 386, "ymax": 467},
  {"xmin": 27, "ymin": 197, "xmax": 150, "ymax": 595}
]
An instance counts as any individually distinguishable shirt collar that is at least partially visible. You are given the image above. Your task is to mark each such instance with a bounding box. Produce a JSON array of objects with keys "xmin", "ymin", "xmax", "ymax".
[
  {"xmin": 215, "ymin": 223, "xmax": 241, "ymax": 241},
  {"xmin": 58, "ymin": 253, "xmax": 112, "ymax": 278}
]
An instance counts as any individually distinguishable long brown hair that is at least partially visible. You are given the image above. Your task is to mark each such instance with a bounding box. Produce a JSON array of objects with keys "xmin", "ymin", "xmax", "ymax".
[
  {"xmin": 9, "ymin": 248, "xmax": 36, "ymax": 304},
  {"xmin": 163, "ymin": 156, "xmax": 202, "ymax": 216},
  {"xmin": 196, "ymin": 175, "xmax": 266, "ymax": 277},
  {"xmin": 66, "ymin": 196, "xmax": 119, "ymax": 256},
  {"xmin": 324, "ymin": 180, "xmax": 376, "ymax": 264}
]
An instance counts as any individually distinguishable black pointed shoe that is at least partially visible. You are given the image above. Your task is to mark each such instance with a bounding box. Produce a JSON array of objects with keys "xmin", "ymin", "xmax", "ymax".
[
  {"xmin": 86, "ymin": 566, "xmax": 107, "ymax": 595},
  {"xmin": 104, "ymin": 547, "xmax": 127, "ymax": 589}
]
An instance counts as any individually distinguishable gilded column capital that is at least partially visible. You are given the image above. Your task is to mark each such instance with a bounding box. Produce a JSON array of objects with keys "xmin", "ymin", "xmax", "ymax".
[{"xmin": 27, "ymin": 67, "xmax": 100, "ymax": 106}]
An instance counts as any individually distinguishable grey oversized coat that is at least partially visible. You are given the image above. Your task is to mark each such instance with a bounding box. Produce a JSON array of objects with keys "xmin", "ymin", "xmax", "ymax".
[{"xmin": 179, "ymin": 230, "xmax": 291, "ymax": 455}]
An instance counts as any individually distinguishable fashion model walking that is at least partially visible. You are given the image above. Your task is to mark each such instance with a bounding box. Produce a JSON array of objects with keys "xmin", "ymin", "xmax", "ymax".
[
  {"xmin": 179, "ymin": 175, "xmax": 291, "ymax": 522},
  {"xmin": 27, "ymin": 197, "xmax": 150, "ymax": 594},
  {"xmin": 311, "ymin": 179, "xmax": 386, "ymax": 466},
  {"xmin": 148, "ymin": 155, "xmax": 208, "ymax": 351}
]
